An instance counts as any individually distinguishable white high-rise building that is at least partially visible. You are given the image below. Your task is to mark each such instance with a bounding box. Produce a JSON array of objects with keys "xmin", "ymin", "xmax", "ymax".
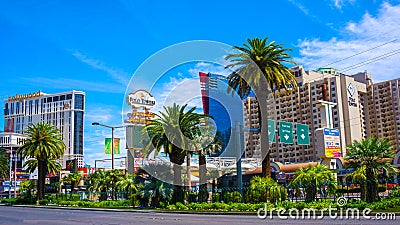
[{"xmin": 3, "ymin": 90, "xmax": 85, "ymax": 168}]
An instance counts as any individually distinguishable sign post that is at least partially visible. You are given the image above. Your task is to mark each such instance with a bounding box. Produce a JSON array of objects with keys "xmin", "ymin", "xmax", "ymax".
[
  {"xmin": 279, "ymin": 121, "xmax": 293, "ymax": 144},
  {"xmin": 296, "ymin": 124, "xmax": 310, "ymax": 145},
  {"xmin": 267, "ymin": 119, "xmax": 276, "ymax": 142}
]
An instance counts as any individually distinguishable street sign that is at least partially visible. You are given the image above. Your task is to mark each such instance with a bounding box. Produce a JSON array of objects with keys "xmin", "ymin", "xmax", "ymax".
[
  {"xmin": 296, "ymin": 124, "xmax": 310, "ymax": 145},
  {"xmin": 279, "ymin": 121, "xmax": 293, "ymax": 144},
  {"xmin": 267, "ymin": 119, "xmax": 276, "ymax": 142}
]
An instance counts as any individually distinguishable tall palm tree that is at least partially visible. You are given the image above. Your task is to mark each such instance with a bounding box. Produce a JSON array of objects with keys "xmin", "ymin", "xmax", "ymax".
[
  {"xmin": 143, "ymin": 103, "xmax": 208, "ymax": 203},
  {"xmin": 290, "ymin": 164, "xmax": 336, "ymax": 202},
  {"xmin": 225, "ymin": 37, "xmax": 298, "ymax": 177},
  {"xmin": 345, "ymin": 137, "xmax": 398, "ymax": 203},
  {"xmin": 17, "ymin": 122, "xmax": 65, "ymax": 200},
  {"xmin": 0, "ymin": 150, "xmax": 9, "ymax": 179}
]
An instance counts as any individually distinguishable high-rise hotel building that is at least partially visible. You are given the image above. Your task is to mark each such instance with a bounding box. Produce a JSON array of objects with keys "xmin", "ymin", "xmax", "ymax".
[
  {"xmin": 3, "ymin": 90, "xmax": 85, "ymax": 168},
  {"xmin": 243, "ymin": 66, "xmax": 372, "ymax": 163}
]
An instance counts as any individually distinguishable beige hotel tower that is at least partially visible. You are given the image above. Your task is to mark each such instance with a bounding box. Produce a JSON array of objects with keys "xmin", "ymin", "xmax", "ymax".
[{"xmin": 243, "ymin": 66, "xmax": 400, "ymax": 167}]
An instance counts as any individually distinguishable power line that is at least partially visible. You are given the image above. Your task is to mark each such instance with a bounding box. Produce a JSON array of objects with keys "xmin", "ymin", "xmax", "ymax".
[
  {"xmin": 321, "ymin": 39, "xmax": 398, "ymax": 67},
  {"xmin": 340, "ymin": 48, "xmax": 400, "ymax": 73}
]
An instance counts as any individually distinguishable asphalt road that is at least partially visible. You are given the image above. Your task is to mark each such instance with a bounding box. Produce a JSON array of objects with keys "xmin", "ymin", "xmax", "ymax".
[{"xmin": 0, "ymin": 206, "xmax": 398, "ymax": 225}]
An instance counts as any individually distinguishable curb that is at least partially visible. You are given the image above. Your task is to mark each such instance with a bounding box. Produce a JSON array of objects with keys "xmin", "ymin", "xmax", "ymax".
[
  {"xmin": 9, "ymin": 205, "xmax": 256, "ymax": 215},
  {"xmin": 6, "ymin": 205, "xmax": 400, "ymax": 216}
]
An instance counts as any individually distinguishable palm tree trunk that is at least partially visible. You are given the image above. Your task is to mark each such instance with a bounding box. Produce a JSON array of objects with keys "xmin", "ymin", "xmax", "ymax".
[
  {"xmin": 37, "ymin": 160, "xmax": 46, "ymax": 201},
  {"xmin": 255, "ymin": 86, "xmax": 270, "ymax": 178},
  {"xmin": 366, "ymin": 168, "xmax": 376, "ymax": 203},
  {"xmin": 199, "ymin": 152, "xmax": 208, "ymax": 202},
  {"xmin": 172, "ymin": 163, "xmax": 183, "ymax": 203}
]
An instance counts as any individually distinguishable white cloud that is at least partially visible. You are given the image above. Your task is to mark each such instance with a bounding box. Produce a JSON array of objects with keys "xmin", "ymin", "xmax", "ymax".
[
  {"xmin": 295, "ymin": 2, "xmax": 400, "ymax": 82},
  {"xmin": 287, "ymin": 0, "xmax": 310, "ymax": 15},
  {"xmin": 333, "ymin": 0, "xmax": 356, "ymax": 9},
  {"xmin": 72, "ymin": 51, "xmax": 130, "ymax": 86}
]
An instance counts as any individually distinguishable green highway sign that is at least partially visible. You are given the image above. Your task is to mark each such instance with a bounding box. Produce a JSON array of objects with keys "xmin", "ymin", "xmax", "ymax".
[
  {"xmin": 267, "ymin": 119, "xmax": 276, "ymax": 142},
  {"xmin": 279, "ymin": 121, "xmax": 293, "ymax": 144},
  {"xmin": 296, "ymin": 123, "xmax": 310, "ymax": 145}
]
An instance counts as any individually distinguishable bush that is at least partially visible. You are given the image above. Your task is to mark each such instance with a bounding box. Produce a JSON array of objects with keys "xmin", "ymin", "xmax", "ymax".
[
  {"xmin": 175, "ymin": 202, "xmax": 188, "ymax": 210},
  {"xmin": 212, "ymin": 193, "xmax": 220, "ymax": 202},
  {"xmin": 389, "ymin": 189, "xmax": 400, "ymax": 198},
  {"xmin": 38, "ymin": 199, "xmax": 49, "ymax": 206},
  {"xmin": 187, "ymin": 192, "xmax": 198, "ymax": 203},
  {"xmin": 222, "ymin": 191, "xmax": 242, "ymax": 203}
]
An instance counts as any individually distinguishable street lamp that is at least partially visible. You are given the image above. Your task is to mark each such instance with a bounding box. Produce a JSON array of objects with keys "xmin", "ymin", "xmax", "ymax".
[{"xmin": 91, "ymin": 122, "xmax": 125, "ymax": 170}]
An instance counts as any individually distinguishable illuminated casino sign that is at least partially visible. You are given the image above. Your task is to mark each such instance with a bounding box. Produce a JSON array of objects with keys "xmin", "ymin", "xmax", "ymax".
[
  {"xmin": 8, "ymin": 91, "xmax": 41, "ymax": 102},
  {"xmin": 126, "ymin": 90, "xmax": 156, "ymax": 109}
]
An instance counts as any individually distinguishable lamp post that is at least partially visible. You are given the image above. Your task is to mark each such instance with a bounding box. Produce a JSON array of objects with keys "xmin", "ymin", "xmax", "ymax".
[{"xmin": 91, "ymin": 122, "xmax": 125, "ymax": 170}]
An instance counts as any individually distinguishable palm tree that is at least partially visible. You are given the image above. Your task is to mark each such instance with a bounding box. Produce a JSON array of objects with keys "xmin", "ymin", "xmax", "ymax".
[
  {"xmin": 0, "ymin": 150, "xmax": 9, "ymax": 179},
  {"xmin": 143, "ymin": 103, "xmax": 208, "ymax": 203},
  {"xmin": 192, "ymin": 124, "xmax": 221, "ymax": 202},
  {"xmin": 17, "ymin": 122, "xmax": 65, "ymax": 200},
  {"xmin": 116, "ymin": 173, "xmax": 138, "ymax": 204},
  {"xmin": 345, "ymin": 137, "xmax": 398, "ymax": 203},
  {"xmin": 18, "ymin": 180, "xmax": 36, "ymax": 199},
  {"xmin": 107, "ymin": 169, "xmax": 122, "ymax": 200},
  {"xmin": 225, "ymin": 37, "xmax": 298, "ymax": 177},
  {"xmin": 87, "ymin": 170, "xmax": 110, "ymax": 201},
  {"xmin": 140, "ymin": 177, "xmax": 174, "ymax": 208},
  {"xmin": 345, "ymin": 165, "xmax": 367, "ymax": 201},
  {"xmin": 61, "ymin": 172, "xmax": 82, "ymax": 198},
  {"xmin": 291, "ymin": 164, "xmax": 336, "ymax": 202}
]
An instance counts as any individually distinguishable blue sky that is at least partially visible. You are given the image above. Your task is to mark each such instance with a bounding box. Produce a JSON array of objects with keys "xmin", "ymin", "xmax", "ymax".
[{"xmin": 1, "ymin": 0, "xmax": 400, "ymax": 166}]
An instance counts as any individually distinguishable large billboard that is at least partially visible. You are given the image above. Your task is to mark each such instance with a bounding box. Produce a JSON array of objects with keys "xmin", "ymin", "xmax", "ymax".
[{"xmin": 323, "ymin": 128, "xmax": 341, "ymax": 158}]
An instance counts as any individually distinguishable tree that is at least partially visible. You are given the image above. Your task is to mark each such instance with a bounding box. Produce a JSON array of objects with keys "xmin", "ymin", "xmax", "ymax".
[
  {"xmin": 245, "ymin": 176, "xmax": 286, "ymax": 203},
  {"xmin": 345, "ymin": 165, "xmax": 367, "ymax": 201},
  {"xmin": 18, "ymin": 180, "xmax": 36, "ymax": 199},
  {"xmin": 291, "ymin": 164, "xmax": 336, "ymax": 202},
  {"xmin": 0, "ymin": 150, "xmax": 9, "ymax": 179},
  {"xmin": 140, "ymin": 178, "xmax": 173, "ymax": 208},
  {"xmin": 345, "ymin": 137, "xmax": 398, "ymax": 203},
  {"xmin": 107, "ymin": 169, "xmax": 122, "ymax": 200},
  {"xmin": 116, "ymin": 173, "xmax": 138, "ymax": 204},
  {"xmin": 192, "ymin": 124, "xmax": 221, "ymax": 202},
  {"xmin": 143, "ymin": 103, "xmax": 208, "ymax": 203},
  {"xmin": 17, "ymin": 122, "xmax": 65, "ymax": 201},
  {"xmin": 225, "ymin": 37, "xmax": 297, "ymax": 177},
  {"xmin": 87, "ymin": 170, "xmax": 110, "ymax": 201},
  {"xmin": 61, "ymin": 172, "xmax": 82, "ymax": 198}
]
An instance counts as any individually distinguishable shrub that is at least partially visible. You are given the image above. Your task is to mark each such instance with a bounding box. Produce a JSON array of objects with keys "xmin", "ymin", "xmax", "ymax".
[
  {"xmin": 223, "ymin": 191, "xmax": 242, "ymax": 203},
  {"xmin": 187, "ymin": 192, "xmax": 198, "ymax": 203},
  {"xmin": 212, "ymin": 193, "xmax": 220, "ymax": 202},
  {"xmin": 175, "ymin": 202, "xmax": 188, "ymax": 210},
  {"xmin": 38, "ymin": 199, "xmax": 49, "ymax": 206}
]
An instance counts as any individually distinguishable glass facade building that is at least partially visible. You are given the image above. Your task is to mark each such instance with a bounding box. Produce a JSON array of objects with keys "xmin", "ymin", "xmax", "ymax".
[{"xmin": 199, "ymin": 72, "xmax": 244, "ymax": 158}]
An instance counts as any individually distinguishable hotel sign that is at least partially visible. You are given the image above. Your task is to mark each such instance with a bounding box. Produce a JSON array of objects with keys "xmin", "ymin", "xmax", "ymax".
[
  {"xmin": 8, "ymin": 91, "xmax": 41, "ymax": 102},
  {"xmin": 347, "ymin": 83, "xmax": 357, "ymax": 107},
  {"xmin": 323, "ymin": 128, "xmax": 341, "ymax": 158},
  {"xmin": 127, "ymin": 90, "xmax": 156, "ymax": 109}
]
